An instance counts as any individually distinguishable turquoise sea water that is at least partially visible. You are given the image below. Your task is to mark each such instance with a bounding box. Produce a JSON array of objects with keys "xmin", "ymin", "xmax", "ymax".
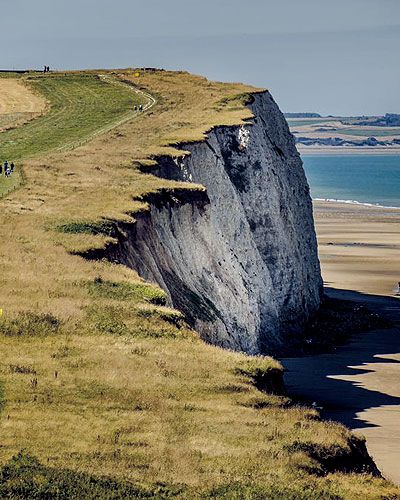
[{"xmin": 302, "ymin": 155, "xmax": 400, "ymax": 208}]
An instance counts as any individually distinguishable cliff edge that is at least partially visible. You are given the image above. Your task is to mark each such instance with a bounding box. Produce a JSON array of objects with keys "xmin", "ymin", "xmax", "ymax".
[{"xmin": 106, "ymin": 90, "xmax": 323, "ymax": 354}]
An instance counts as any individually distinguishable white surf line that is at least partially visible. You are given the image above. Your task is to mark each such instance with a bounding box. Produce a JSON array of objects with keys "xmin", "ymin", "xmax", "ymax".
[{"xmin": 55, "ymin": 74, "xmax": 156, "ymax": 153}]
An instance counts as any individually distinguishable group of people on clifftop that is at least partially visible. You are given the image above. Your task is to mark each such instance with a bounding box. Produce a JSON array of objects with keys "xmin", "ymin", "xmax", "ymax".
[{"xmin": 0, "ymin": 161, "xmax": 15, "ymax": 177}]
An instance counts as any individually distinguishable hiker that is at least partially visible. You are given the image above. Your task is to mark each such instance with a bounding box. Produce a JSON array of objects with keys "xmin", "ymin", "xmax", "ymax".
[
  {"xmin": 134, "ymin": 105, "xmax": 138, "ymax": 111},
  {"xmin": 10, "ymin": 162, "xmax": 14, "ymax": 173},
  {"xmin": 4, "ymin": 161, "xmax": 8, "ymax": 173},
  {"xmin": 139, "ymin": 104, "xmax": 143, "ymax": 111},
  {"xmin": 0, "ymin": 164, "xmax": 2, "ymax": 176}
]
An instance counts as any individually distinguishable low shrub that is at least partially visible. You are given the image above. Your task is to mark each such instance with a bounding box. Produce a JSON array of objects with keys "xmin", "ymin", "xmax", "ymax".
[
  {"xmin": 9, "ymin": 364, "xmax": 37, "ymax": 375},
  {"xmin": 85, "ymin": 277, "xmax": 166, "ymax": 305},
  {"xmin": 56, "ymin": 220, "xmax": 115, "ymax": 237},
  {"xmin": 234, "ymin": 357, "xmax": 284, "ymax": 394},
  {"xmin": 0, "ymin": 312, "xmax": 61, "ymax": 337}
]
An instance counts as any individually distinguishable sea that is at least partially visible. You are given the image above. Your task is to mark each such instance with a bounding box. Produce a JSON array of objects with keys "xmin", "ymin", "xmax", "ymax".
[{"xmin": 302, "ymin": 155, "xmax": 400, "ymax": 209}]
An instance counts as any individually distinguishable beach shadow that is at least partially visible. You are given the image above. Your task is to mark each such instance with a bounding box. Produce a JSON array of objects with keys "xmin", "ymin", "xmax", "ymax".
[{"xmin": 282, "ymin": 288, "xmax": 400, "ymax": 430}]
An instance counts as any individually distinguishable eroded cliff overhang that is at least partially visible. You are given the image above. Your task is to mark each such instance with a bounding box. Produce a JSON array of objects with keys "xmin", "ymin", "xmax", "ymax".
[{"xmin": 102, "ymin": 90, "xmax": 323, "ymax": 354}]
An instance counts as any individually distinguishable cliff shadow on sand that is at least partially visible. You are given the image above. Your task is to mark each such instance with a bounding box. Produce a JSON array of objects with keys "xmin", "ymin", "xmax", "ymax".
[
  {"xmin": 283, "ymin": 288, "xmax": 400, "ymax": 429},
  {"xmin": 283, "ymin": 288, "xmax": 400, "ymax": 483}
]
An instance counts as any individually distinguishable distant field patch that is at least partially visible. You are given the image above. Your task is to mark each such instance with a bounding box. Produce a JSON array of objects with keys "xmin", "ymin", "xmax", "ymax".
[
  {"xmin": 337, "ymin": 128, "xmax": 400, "ymax": 138},
  {"xmin": 286, "ymin": 118, "xmax": 339, "ymax": 127}
]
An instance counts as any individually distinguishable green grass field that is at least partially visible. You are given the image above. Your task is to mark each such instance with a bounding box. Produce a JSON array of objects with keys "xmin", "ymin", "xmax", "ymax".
[
  {"xmin": 335, "ymin": 128, "xmax": 400, "ymax": 137},
  {"xmin": 0, "ymin": 74, "xmax": 145, "ymax": 198},
  {"xmin": 0, "ymin": 74, "xmax": 145, "ymax": 161}
]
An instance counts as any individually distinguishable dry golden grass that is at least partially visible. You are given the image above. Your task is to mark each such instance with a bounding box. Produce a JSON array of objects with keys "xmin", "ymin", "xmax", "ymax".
[
  {"xmin": 0, "ymin": 78, "xmax": 46, "ymax": 114},
  {"xmin": 0, "ymin": 78, "xmax": 47, "ymax": 131},
  {"xmin": 0, "ymin": 69, "xmax": 398, "ymax": 497}
]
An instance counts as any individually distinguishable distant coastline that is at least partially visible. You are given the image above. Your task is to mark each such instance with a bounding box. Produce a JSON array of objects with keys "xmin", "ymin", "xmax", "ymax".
[
  {"xmin": 299, "ymin": 146, "xmax": 400, "ymax": 155},
  {"xmin": 288, "ymin": 113, "xmax": 400, "ymax": 154},
  {"xmin": 313, "ymin": 197, "xmax": 400, "ymax": 210}
]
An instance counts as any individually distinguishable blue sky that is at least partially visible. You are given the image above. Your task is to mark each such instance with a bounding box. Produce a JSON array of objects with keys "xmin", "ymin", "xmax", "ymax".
[{"xmin": 1, "ymin": 0, "xmax": 399, "ymax": 115}]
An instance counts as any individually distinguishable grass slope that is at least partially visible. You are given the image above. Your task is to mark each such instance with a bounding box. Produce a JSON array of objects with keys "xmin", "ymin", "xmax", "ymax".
[
  {"xmin": 0, "ymin": 73, "xmax": 146, "ymax": 197},
  {"xmin": 0, "ymin": 69, "xmax": 398, "ymax": 498}
]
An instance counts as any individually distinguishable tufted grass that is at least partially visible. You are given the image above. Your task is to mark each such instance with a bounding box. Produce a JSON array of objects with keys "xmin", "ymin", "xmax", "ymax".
[{"xmin": 1, "ymin": 326, "xmax": 398, "ymax": 498}]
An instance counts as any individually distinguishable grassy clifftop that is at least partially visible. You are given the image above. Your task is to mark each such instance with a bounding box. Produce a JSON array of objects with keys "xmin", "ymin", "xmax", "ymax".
[{"xmin": 0, "ymin": 69, "xmax": 398, "ymax": 498}]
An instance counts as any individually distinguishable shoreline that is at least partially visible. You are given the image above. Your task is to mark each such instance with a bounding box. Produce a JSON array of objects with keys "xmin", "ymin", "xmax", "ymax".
[
  {"xmin": 293, "ymin": 204, "xmax": 400, "ymax": 483},
  {"xmin": 298, "ymin": 147, "xmax": 400, "ymax": 156},
  {"xmin": 313, "ymin": 200, "xmax": 400, "ymax": 297},
  {"xmin": 313, "ymin": 197, "xmax": 400, "ymax": 210}
]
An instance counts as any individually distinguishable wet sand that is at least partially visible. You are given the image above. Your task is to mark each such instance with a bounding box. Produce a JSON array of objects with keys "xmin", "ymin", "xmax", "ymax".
[
  {"xmin": 283, "ymin": 202, "xmax": 400, "ymax": 483},
  {"xmin": 314, "ymin": 201, "xmax": 400, "ymax": 297}
]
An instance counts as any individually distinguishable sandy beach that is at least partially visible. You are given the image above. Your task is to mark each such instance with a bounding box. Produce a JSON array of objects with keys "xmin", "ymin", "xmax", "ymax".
[
  {"xmin": 314, "ymin": 200, "xmax": 400, "ymax": 296},
  {"xmin": 283, "ymin": 200, "xmax": 400, "ymax": 483}
]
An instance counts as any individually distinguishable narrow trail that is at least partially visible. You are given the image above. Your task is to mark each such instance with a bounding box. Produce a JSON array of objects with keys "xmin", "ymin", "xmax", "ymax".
[
  {"xmin": 282, "ymin": 288, "xmax": 400, "ymax": 484},
  {"xmin": 0, "ymin": 74, "xmax": 157, "ymax": 199},
  {"xmin": 55, "ymin": 74, "xmax": 156, "ymax": 153}
]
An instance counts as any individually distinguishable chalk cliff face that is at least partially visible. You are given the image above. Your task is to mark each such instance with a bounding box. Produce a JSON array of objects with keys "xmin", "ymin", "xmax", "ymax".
[{"xmin": 108, "ymin": 91, "xmax": 323, "ymax": 354}]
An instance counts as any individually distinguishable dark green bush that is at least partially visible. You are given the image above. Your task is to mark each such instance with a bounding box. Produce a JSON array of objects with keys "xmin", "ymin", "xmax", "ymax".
[{"xmin": 56, "ymin": 220, "xmax": 115, "ymax": 237}]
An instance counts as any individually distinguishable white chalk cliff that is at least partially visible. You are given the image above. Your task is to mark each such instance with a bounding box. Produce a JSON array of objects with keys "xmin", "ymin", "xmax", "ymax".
[{"xmin": 108, "ymin": 91, "xmax": 323, "ymax": 354}]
